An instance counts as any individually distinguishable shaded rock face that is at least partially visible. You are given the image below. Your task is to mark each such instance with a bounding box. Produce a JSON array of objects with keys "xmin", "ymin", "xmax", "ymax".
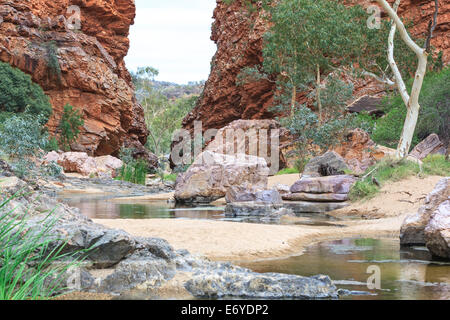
[
  {"xmin": 303, "ymin": 151, "xmax": 349, "ymax": 178},
  {"xmin": 424, "ymin": 201, "xmax": 450, "ymax": 259},
  {"xmin": 400, "ymin": 177, "xmax": 450, "ymax": 246},
  {"xmin": 183, "ymin": 0, "xmax": 449, "ymax": 134},
  {"xmin": 175, "ymin": 151, "xmax": 269, "ymax": 204},
  {"xmin": 0, "ymin": 0, "xmax": 150, "ymax": 159},
  {"xmin": 410, "ymin": 134, "xmax": 446, "ymax": 160}
]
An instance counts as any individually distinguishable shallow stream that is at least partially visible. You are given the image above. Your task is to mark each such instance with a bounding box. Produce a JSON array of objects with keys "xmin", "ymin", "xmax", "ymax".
[{"xmin": 59, "ymin": 195, "xmax": 450, "ymax": 300}]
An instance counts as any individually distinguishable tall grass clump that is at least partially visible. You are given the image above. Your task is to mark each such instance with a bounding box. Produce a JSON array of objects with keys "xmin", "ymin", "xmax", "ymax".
[
  {"xmin": 0, "ymin": 195, "xmax": 87, "ymax": 300},
  {"xmin": 349, "ymin": 155, "xmax": 450, "ymax": 201},
  {"xmin": 117, "ymin": 160, "xmax": 147, "ymax": 185}
]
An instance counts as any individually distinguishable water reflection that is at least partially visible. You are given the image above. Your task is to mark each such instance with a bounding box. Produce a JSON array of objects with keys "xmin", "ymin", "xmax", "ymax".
[
  {"xmin": 240, "ymin": 238, "xmax": 450, "ymax": 300},
  {"xmin": 59, "ymin": 195, "xmax": 226, "ymax": 220}
]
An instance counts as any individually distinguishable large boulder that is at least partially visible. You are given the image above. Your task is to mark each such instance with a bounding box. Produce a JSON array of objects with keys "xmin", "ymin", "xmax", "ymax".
[
  {"xmin": 185, "ymin": 269, "xmax": 338, "ymax": 299},
  {"xmin": 203, "ymin": 119, "xmax": 289, "ymax": 175},
  {"xmin": 57, "ymin": 152, "xmax": 98, "ymax": 176},
  {"xmin": 424, "ymin": 201, "xmax": 450, "ymax": 259},
  {"xmin": 400, "ymin": 177, "xmax": 450, "ymax": 245},
  {"xmin": 225, "ymin": 187, "xmax": 282, "ymax": 204},
  {"xmin": 175, "ymin": 151, "xmax": 269, "ymax": 204},
  {"xmin": 43, "ymin": 152, "xmax": 123, "ymax": 178},
  {"xmin": 290, "ymin": 175, "xmax": 357, "ymax": 195},
  {"xmin": 302, "ymin": 151, "xmax": 349, "ymax": 178},
  {"xmin": 410, "ymin": 134, "xmax": 446, "ymax": 160}
]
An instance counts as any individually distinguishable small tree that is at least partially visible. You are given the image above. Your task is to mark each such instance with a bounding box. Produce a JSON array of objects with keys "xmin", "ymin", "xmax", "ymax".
[
  {"xmin": 58, "ymin": 104, "xmax": 84, "ymax": 151},
  {"xmin": 374, "ymin": 0, "xmax": 439, "ymax": 158},
  {"xmin": 262, "ymin": 0, "xmax": 393, "ymax": 122}
]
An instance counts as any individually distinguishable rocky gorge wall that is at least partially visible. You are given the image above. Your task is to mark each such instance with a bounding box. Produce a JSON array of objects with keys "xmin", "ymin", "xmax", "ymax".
[
  {"xmin": 0, "ymin": 0, "xmax": 155, "ymax": 164},
  {"xmin": 183, "ymin": 0, "xmax": 450, "ymax": 133}
]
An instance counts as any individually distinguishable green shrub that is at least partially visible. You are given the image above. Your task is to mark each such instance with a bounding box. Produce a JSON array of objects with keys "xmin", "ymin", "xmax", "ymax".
[
  {"xmin": 58, "ymin": 104, "xmax": 84, "ymax": 151},
  {"xmin": 0, "ymin": 196, "xmax": 88, "ymax": 300},
  {"xmin": 164, "ymin": 173, "xmax": 178, "ymax": 182},
  {"xmin": 117, "ymin": 160, "xmax": 147, "ymax": 186},
  {"xmin": 0, "ymin": 114, "xmax": 49, "ymax": 158},
  {"xmin": 276, "ymin": 167, "xmax": 300, "ymax": 175},
  {"xmin": 0, "ymin": 62, "xmax": 52, "ymax": 123},
  {"xmin": 373, "ymin": 67, "xmax": 450, "ymax": 148}
]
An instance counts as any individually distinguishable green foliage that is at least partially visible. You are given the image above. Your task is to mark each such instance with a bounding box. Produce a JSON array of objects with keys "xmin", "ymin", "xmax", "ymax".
[
  {"xmin": 133, "ymin": 66, "xmax": 198, "ymax": 156},
  {"xmin": 0, "ymin": 114, "xmax": 49, "ymax": 158},
  {"xmin": 0, "ymin": 195, "xmax": 88, "ymax": 300},
  {"xmin": 349, "ymin": 155, "xmax": 450, "ymax": 201},
  {"xmin": 276, "ymin": 167, "xmax": 300, "ymax": 175},
  {"xmin": 58, "ymin": 104, "xmax": 84, "ymax": 152},
  {"xmin": 42, "ymin": 41, "xmax": 62, "ymax": 82},
  {"xmin": 163, "ymin": 173, "xmax": 178, "ymax": 182},
  {"xmin": 40, "ymin": 161, "xmax": 63, "ymax": 178},
  {"xmin": 117, "ymin": 148, "xmax": 147, "ymax": 185},
  {"xmin": 372, "ymin": 67, "xmax": 450, "ymax": 148},
  {"xmin": 0, "ymin": 62, "xmax": 52, "ymax": 123},
  {"xmin": 117, "ymin": 160, "xmax": 147, "ymax": 186}
]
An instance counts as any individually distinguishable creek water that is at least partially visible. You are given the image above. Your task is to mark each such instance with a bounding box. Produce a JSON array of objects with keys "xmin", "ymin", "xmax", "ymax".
[
  {"xmin": 240, "ymin": 238, "xmax": 450, "ymax": 300},
  {"xmin": 58, "ymin": 195, "xmax": 450, "ymax": 300}
]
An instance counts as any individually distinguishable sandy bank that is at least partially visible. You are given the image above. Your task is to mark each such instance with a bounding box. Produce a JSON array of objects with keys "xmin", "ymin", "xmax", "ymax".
[
  {"xmin": 96, "ymin": 175, "xmax": 443, "ymax": 262},
  {"xmin": 329, "ymin": 175, "xmax": 442, "ymax": 219},
  {"xmin": 96, "ymin": 215, "xmax": 405, "ymax": 262}
]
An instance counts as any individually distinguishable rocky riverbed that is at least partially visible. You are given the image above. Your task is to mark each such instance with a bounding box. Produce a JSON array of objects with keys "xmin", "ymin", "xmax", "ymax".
[{"xmin": 0, "ymin": 175, "xmax": 341, "ymax": 299}]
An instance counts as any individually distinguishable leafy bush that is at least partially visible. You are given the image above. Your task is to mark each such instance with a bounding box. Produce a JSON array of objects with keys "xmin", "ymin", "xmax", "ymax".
[
  {"xmin": 0, "ymin": 196, "xmax": 88, "ymax": 300},
  {"xmin": 372, "ymin": 67, "xmax": 450, "ymax": 148},
  {"xmin": 117, "ymin": 160, "xmax": 147, "ymax": 185},
  {"xmin": 0, "ymin": 114, "xmax": 49, "ymax": 158},
  {"xmin": 0, "ymin": 62, "xmax": 52, "ymax": 123},
  {"xmin": 58, "ymin": 104, "xmax": 84, "ymax": 151}
]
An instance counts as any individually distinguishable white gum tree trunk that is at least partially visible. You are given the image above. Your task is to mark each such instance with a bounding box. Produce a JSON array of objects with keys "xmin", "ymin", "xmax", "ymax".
[{"xmin": 376, "ymin": 0, "xmax": 430, "ymax": 159}]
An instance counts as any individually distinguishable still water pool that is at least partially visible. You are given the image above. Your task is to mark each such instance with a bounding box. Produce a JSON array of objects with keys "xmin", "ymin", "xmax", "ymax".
[{"xmin": 240, "ymin": 238, "xmax": 450, "ymax": 300}]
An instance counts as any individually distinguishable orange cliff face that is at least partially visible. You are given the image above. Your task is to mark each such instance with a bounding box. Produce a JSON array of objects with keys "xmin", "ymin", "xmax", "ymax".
[
  {"xmin": 183, "ymin": 0, "xmax": 449, "ymax": 133},
  {"xmin": 0, "ymin": 0, "xmax": 156, "ymax": 165}
]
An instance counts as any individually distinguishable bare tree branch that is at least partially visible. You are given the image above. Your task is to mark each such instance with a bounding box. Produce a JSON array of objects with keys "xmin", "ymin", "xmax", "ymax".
[{"xmin": 425, "ymin": 0, "xmax": 439, "ymax": 53}]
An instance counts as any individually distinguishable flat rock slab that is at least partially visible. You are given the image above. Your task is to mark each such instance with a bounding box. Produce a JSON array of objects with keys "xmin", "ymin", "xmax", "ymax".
[
  {"xmin": 284, "ymin": 201, "xmax": 350, "ymax": 214},
  {"xmin": 290, "ymin": 175, "xmax": 357, "ymax": 194},
  {"xmin": 283, "ymin": 192, "xmax": 349, "ymax": 202},
  {"xmin": 225, "ymin": 202, "xmax": 283, "ymax": 217}
]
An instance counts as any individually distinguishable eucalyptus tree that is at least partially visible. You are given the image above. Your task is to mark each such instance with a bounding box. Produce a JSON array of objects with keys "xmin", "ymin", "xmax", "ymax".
[{"xmin": 373, "ymin": 0, "xmax": 439, "ymax": 158}]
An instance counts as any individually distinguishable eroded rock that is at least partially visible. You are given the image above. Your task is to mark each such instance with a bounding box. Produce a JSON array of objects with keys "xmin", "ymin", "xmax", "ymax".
[
  {"xmin": 303, "ymin": 151, "xmax": 349, "ymax": 178},
  {"xmin": 290, "ymin": 176, "xmax": 357, "ymax": 195},
  {"xmin": 400, "ymin": 177, "xmax": 450, "ymax": 246},
  {"xmin": 410, "ymin": 134, "xmax": 445, "ymax": 160},
  {"xmin": 424, "ymin": 201, "xmax": 450, "ymax": 259},
  {"xmin": 175, "ymin": 151, "xmax": 269, "ymax": 204}
]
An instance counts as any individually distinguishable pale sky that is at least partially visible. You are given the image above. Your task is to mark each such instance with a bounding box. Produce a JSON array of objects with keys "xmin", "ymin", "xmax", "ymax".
[{"xmin": 125, "ymin": 0, "xmax": 217, "ymax": 84}]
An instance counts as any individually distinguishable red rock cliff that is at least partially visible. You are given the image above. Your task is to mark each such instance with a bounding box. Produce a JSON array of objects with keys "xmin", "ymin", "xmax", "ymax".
[
  {"xmin": 0, "ymin": 0, "xmax": 154, "ymax": 164},
  {"xmin": 183, "ymin": 0, "xmax": 449, "ymax": 133}
]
